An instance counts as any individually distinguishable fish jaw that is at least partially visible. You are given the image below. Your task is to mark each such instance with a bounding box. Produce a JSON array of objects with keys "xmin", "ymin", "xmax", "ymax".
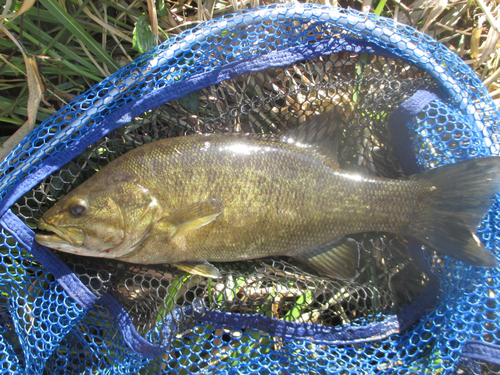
[
  {"xmin": 36, "ymin": 218, "xmax": 85, "ymax": 252},
  {"xmin": 35, "ymin": 217, "xmax": 132, "ymax": 259}
]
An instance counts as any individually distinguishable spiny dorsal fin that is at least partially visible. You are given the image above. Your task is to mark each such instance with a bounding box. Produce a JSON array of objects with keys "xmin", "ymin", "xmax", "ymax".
[
  {"xmin": 168, "ymin": 199, "xmax": 223, "ymax": 238},
  {"xmin": 278, "ymin": 112, "xmax": 341, "ymax": 165},
  {"xmin": 226, "ymin": 113, "xmax": 341, "ymax": 164}
]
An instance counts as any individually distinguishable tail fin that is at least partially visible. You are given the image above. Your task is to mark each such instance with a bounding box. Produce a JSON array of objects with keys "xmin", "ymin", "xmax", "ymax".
[{"xmin": 411, "ymin": 156, "xmax": 500, "ymax": 268}]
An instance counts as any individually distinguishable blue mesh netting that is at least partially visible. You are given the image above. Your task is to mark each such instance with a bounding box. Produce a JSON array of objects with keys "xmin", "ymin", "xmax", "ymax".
[
  {"xmin": 407, "ymin": 97, "xmax": 491, "ymax": 169},
  {"xmin": 1, "ymin": 3, "xmax": 500, "ymax": 374}
]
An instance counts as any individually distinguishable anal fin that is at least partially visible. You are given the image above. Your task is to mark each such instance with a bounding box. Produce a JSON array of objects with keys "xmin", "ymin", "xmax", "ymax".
[
  {"xmin": 294, "ymin": 238, "xmax": 360, "ymax": 279},
  {"xmin": 175, "ymin": 260, "xmax": 221, "ymax": 279}
]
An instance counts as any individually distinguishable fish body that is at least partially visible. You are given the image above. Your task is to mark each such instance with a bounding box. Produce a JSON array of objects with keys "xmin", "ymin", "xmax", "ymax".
[{"xmin": 35, "ymin": 132, "xmax": 500, "ymax": 278}]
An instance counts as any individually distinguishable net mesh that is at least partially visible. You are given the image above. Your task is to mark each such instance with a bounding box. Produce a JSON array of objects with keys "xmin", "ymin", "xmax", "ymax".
[{"xmin": 0, "ymin": 3, "xmax": 499, "ymax": 374}]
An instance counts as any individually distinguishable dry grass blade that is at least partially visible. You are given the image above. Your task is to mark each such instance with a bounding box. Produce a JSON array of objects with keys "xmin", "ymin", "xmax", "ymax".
[
  {"xmin": 78, "ymin": 1, "xmax": 133, "ymax": 44},
  {"xmin": 229, "ymin": 0, "xmax": 241, "ymax": 12},
  {"xmin": 0, "ymin": 27, "xmax": 43, "ymax": 161},
  {"xmin": 476, "ymin": 26, "xmax": 499, "ymax": 68},
  {"xmin": 421, "ymin": 0, "xmax": 448, "ymax": 32},
  {"xmin": 24, "ymin": 57, "xmax": 43, "ymax": 125},
  {"xmin": 76, "ymin": 39, "xmax": 108, "ymax": 77},
  {"xmin": 0, "ymin": 0, "xmax": 36, "ymax": 22},
  {"xmin": 476, "ymin": 0, "xmax": 500, "ymax": 35},
  {"xmin": 0, "ymin": 0, "xmax": 13, "ymax": 20},
  {"xmin": 203, "ymin": 0, "xmax": 217, "ymax": 19},
  {"xmin": 147, "ymin": 0, "xmax": 159, "ymax": 39},
  {"xmin": 484, "ymin": 64, "xmax": 500, "ymax": 88},
  {"xmin": 437, "ymin": 0, "xmax": 468, "ymax": 31},
  {"xmin": 0, "ymin": 53, "xmax": 20, "ymax": 74}
]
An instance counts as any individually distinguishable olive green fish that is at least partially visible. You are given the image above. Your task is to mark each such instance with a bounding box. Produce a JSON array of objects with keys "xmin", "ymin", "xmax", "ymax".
[{"xmin": 35, "ymin": 118, "xmax": 500, "ymax": 279}]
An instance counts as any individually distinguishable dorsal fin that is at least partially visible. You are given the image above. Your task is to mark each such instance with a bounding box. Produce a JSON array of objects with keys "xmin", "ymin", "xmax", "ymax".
[
  {"xmin": 278, "ymin": 112, "xmax": 341, "ymax": 164},
  {"xmin": 223, "ymin": 112, "xmax": 341, "ymax": 163}
]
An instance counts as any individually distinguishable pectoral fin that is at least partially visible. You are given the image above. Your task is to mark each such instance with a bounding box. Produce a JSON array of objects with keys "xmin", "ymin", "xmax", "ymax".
[
  {"xmin": 175, "ymin": 260, "xmax": 221, "ymax": 278},
  {"xmin": 294, "ymin": 238, "xmax": 360, "ymax": 279},
  {"xmin": 168, "ymin": 199, "xmax": 223, "ymax": 238}
]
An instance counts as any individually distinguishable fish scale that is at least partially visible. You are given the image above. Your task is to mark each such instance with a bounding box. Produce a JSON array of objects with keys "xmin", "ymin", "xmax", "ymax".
[{"xmin": 35, "ymin": 132, "xmax": 500, "ymax": 279}]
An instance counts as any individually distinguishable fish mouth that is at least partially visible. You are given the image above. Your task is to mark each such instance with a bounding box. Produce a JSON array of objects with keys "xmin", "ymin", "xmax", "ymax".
[{"xmin": 35, "ymin": 218, "xmax": 85, "ymax": 249}]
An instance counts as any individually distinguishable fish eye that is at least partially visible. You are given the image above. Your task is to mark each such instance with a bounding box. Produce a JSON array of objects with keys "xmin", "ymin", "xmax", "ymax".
[{"xmin": 68, "ymin": 199, "xmax": 88, "ymax": 218}]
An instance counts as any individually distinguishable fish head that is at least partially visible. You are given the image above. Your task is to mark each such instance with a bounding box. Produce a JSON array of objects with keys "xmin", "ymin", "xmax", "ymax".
[
  {"xmin": 35, "ymin": 185, "xmax": 129, "ymax": 257},
  {"xmin": 34, "ymin": 167, "xmax": 162, "ymax": 259}
]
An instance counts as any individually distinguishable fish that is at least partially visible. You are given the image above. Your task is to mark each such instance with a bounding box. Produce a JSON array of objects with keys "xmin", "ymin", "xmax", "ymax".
[{"xmin": 34, "ymin": 115, "xmax": 500, "ymax": 279}]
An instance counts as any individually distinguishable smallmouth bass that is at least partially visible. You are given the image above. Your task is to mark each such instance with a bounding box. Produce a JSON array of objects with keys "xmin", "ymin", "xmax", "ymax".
[{"xmin": 35, "ymin": 126, "xmax": 500, "ymax": 279}]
